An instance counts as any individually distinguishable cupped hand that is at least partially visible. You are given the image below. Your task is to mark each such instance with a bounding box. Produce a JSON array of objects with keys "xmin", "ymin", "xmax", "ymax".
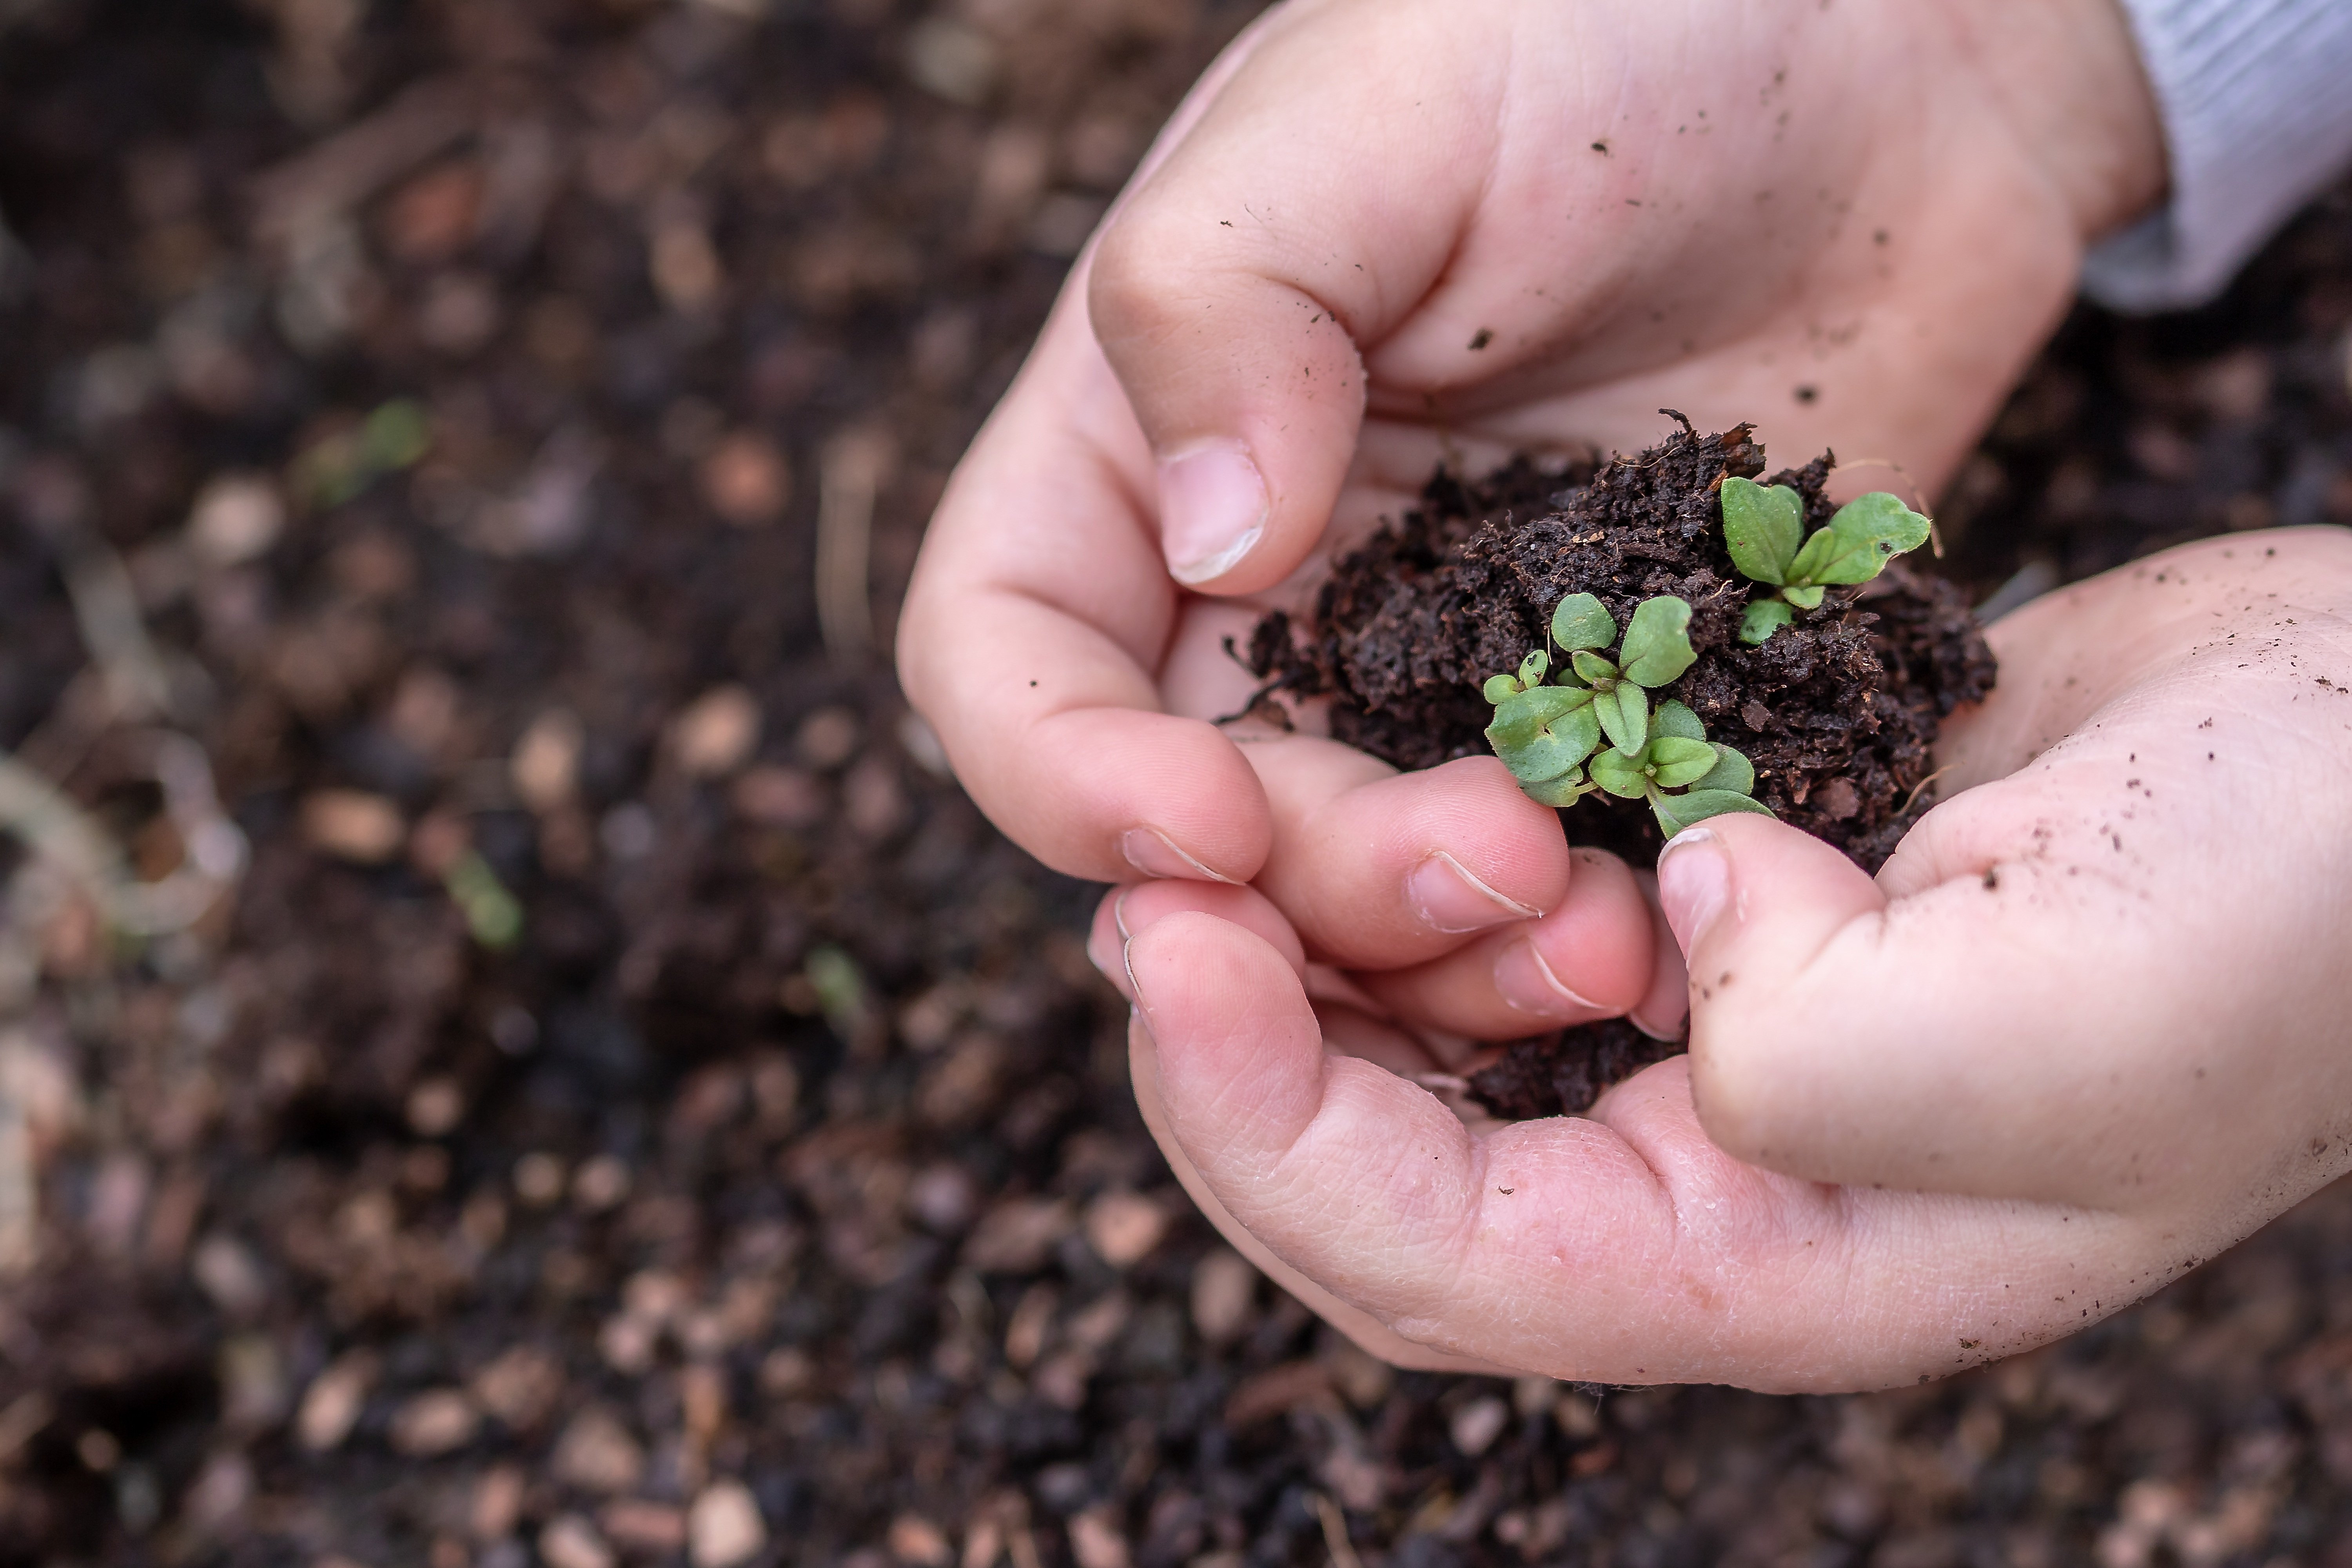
[
  {"xmin": 899, "ymin": 0, "xmax": 2163, "ymax": 1030},
  {"xmin": 1098, "ymin": 532, "xmax": 2352, "ymax": 1391}
]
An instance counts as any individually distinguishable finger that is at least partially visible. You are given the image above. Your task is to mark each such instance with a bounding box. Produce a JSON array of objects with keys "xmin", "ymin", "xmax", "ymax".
[
  {"xmin": 1125, "ymin": 1002, "xmax": 1510, "ymax": 1375},
  {"xmin": 1125, "ymin": 910, "xmax": 2202, "ymax": 1389},
  {"xmin": 1662, "ymin": 788, "xmax": 2352, "ymax": 1213},
  {"xmin": 1353, "ymin": 847, "xmax": 1654, "ymax": 1038},
  {"xmin": 1663, "ymin": 532, "xmax": 2352, "ymax": 1210},
  {"xmin": 901, "ymin": 266, "xmax": 1273, "ymax": 885},
  {"xmin": 1087, "ymin": 879, "xmax": 1307, "ymax": 1004},
  {"xmin": 1086, "ymin": 1, "xmax": 1504, "ymax": 594},
  {"xmin": 1245, "ymin": 742, "xmax": 1573, "ymax": 967},
  {"xmin": 1627, "ymin": 871, "xmax": 1691, "ymax": 1040}
]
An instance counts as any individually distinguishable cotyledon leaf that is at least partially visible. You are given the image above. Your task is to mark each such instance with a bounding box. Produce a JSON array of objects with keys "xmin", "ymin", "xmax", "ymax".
[
  {"xmin": 1617, "ymin": 596, "xmax": 1697, "ymax": 687},
  {"xmin": 1720, "ymin": 476, "xmax": 1803, "ymax": 586}
]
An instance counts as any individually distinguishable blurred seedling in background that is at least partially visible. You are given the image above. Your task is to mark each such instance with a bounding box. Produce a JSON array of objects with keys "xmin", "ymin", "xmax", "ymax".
[
  {"xmin": 291, "ymin": 398, "xmax": 433, "ymax": 508},
  {"xmin": 1482, "ymin": 592, "xmax": 1770, "ymax": 837},
  {"xmin": 1720, "ymin": 477, "xmax": 1933, "ymax": 643}
]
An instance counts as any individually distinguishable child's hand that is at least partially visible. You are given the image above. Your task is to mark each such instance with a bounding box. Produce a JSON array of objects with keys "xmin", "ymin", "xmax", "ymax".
[
  {"xmin": 899, "ymin": 0, "xmax": 2162, "ymax": 1029},
  {"xmin": 1097, "ymin": 531, "xmax": 2352, "ymax": 1390}
]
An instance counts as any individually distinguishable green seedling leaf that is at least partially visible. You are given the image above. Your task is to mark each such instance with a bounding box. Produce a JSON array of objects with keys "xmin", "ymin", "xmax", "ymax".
[
  {"xmin": 1550, "ymin": 593, "xmax": 1616, "ymax": 652},
  {"xmin": 445, "ymin": 850, "xmax": 523, "ymax": 950},
  {"xmin": 1784, "ymin": 525, "xmax": 1837, "ymax": 585},
  {"xmin": 1523, "ymin": 769, "xmax": 1594, "ymax": 808},
  {"xmin": 1483, "ymin": 673, "xmax": 1522, "ymax": 704},
  {"xmin": 1784, "ymin": 492, "xmax": 1932, "ymax": 588},
  {"xmin": 1828, "ymin": 489, "xmax": 1933, "ymax": 557},
  {"xmin": 1588, "ymin": 747, "xmax": 1649, "ymax": 799},
  {"xmin": 361, "ymin": 399, "xmax": 433, "ymax": 471},
  {"xmin": 1783, "ymin": 584, "xmax": 1826, "ymax": 610},
  {"xmin": 1597, "ymin": 682, "xmax": 1648, "ymax": 757},
  {"xmin": 1651, "ymin": 699, "xmax": 1706, "ymax": 742},
  {"xmin": 1617, "ymin": 596, "xmax": 1698, "ymax": 686},
  {"xmin": 1740, "ymin": 600, "xmax": 1795, "ymax": 644},
  {"xmin": 1648, "ymin": 737, "xmax": 1719, "ymax": 789},
  {"xmin": 804, "ymin": 944, "xmax": 870, "ymax": 1043},
  {"xmin": 1691, "ymin": 743, "xmax": 1755, "ymax": 795},
  {"xmin": 1518, "ymin": 649, "xmax": 1550, "ymax": 688},
  {"xmin": 1652, "ymin": 788, "xmax": 1775, "ymax": 838},
  {"xmin": 1487, "ymin": 686, "xmax": 1599, "ymax": 772},
  {"xmin": 1570, "ymin": 649, "xmax": 1618, "ymax": 686},
  {"xmin": 1490, "ymin": 683, "xmax": 1596, "ymax": 734},
  {"xmin": 1489, "ymin": 699, "xmax": 1601, "ymax": 783},
  {"xmin": 1486, "ymin": 685, "xmax": 1585, "ymax": 750},
  {"xmin": 1720, "ymin": 477, "xmax": 1804, "ymax": 585}
]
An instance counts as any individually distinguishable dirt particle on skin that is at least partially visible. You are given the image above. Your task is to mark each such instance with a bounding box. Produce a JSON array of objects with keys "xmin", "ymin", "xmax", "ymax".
[
  {"xmin": 1591, "ymin": 139, "xmax": 1610, "ymax": 154},
  {"xmin": 1982, "ymin": 868, "xmax": 1999, "ymax": 890},
  {"xmin": 1468, "ymin": 328, "xmax": 1494, "ymax": 351},
  {"xmin": 1794, "ymin": 384, "xmax": 1819, "ymax": 404}
]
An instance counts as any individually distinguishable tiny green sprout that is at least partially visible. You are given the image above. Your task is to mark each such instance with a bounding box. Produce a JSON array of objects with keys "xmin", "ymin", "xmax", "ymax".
[
  {"xmin": 1482, "ymin": 599, "xmax": 1771, "ymax": 834},
  {"xmin": 1720, "ymin": 477, "xmax": 1933, "ymax": 643},
  {"xmin": 1587, "ymin": 699, "xmax": 1774, "ymax": 837},
  {"xmin": 444, "ymin": 849, "xmax": 523, "ymax": 950}
]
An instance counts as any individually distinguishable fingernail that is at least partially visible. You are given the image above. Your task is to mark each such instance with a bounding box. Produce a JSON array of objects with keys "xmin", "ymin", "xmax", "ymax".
[
  {"xmin": 1408, "ymin": 851, "xmax": 1540, "ymax": 933},
  {"xmin": 1112, "ymin": 886, "xmax": 1136, "ymax": 938},
  {"xmin": 1655, "ymin": 828, "xmax": 1730, "ymax": 956},
  {"xmin": 1120, "ymin": 827, "xmax": 1238, "ymax": 883},
  {"xmin": 1122, "ymin": 942, "xmax": 1150, "ymax": 1020},
  {"xmin": 1087, "ymin": 903, "xmax": 1129, "ymax": 990},
  {"xmin": 1493, "ymin": 938, "xmax": 1604, "ymax": 1018},
  {"xmin": 1158, "ymin": 441, "xmax": 1267, "ymax": 585},
  {"xmin": 1628, "ymin": 1012, "xmax": 1685, "ymax": 1042}
]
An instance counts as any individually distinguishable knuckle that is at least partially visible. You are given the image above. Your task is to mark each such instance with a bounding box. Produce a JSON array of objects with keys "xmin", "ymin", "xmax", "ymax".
[{"xmin": 1086, "ymin": 204, "xmax": 1199, "ymax": 343}]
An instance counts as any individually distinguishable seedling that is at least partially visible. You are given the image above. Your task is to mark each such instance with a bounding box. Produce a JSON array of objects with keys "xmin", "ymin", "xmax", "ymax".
[
  {"xmin": 1483, "ymin": 593, "xmax": 1771, "ymax": 835},
  {"xmin": 1720, "ymin": 477, "xmax": 1932, "ymax": 643}
]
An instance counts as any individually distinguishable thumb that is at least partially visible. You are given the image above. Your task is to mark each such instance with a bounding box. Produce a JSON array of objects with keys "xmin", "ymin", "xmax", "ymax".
[
  {"xmin": 1654, "ymin": 800, "xmax": 2259, "ymax": 1212},
  {"xmin": 1654, "ymin": 817, "xmax": 1897, "ymax": 1179},
  {"xmin": 1085, "ymin": 8, "xmax": 1495, "ymax": 593}
]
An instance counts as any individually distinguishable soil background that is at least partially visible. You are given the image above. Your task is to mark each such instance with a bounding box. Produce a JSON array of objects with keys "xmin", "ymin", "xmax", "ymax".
[{"xmin": 4, "ymin": 3, "xmax": 2352, "ymax": 1567}]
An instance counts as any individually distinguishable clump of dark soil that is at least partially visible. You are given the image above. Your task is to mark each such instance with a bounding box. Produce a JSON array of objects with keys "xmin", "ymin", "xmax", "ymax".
[
  {"xmin": 1466, "ymin": 1019, "xmax": 1683, "ymax": 1120},
  {"xmin": 1242, "ymin": 418, "xmax": 1996, "ymax": 1122},
  {"xmin": 1243, "ymin": 417, "xmax": 1998, "ymax": 872}
]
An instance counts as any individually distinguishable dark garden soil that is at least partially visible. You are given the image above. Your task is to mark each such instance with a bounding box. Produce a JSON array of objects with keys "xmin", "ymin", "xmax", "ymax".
[
  {"xmin": 1245, "ymin": 423, "xmax": 1996, "ymax": 1122},
  {"xmin": 1242, "ymin": 426, "xmax": 1996, "ymax": 1118},
  {"xmin": 7, "ymin": 2, "xmax": 2352, "ymax": 1566},
  {"xmin": 1463, "ymin": 1021, "xmax": 1680, "ymax": 1125},
  {"xmin": 1243, "ymin": 422, "xmax": 1997, "ymax": 873}
]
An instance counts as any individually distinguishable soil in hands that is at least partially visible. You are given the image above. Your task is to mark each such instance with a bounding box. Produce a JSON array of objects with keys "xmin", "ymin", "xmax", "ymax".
[
  {"xmin": 1241, "ymin": 417, "xmax": 1997, "ymax": 1119},
  {"xmin": 1466, "ymin": 1018, "xmax": 1684, "ymax": 1121}
]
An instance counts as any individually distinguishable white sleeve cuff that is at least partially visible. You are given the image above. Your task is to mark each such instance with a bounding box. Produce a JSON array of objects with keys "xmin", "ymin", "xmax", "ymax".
[{"xmin": 2082, "ymin": 0, "xmax": 2352, "ymax": 314}]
